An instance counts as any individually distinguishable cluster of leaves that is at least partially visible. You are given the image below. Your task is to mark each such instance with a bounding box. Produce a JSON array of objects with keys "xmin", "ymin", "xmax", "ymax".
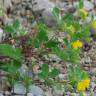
[
  {"xmin": 0, "ymin": 20, "xmax": 32, "ymax": 89},
  {"xmin": 31, "ymin": 0, "xmax": 91, "ymax": 93},
  {"xmin": 39, "ymin": 64, "xmax": 60, "ymax": 85},
  {"xmin": 4, "ymin": 19, "xmax": 28, "ymax": 37},
  {"xmin": 68, "ymin": 65, "xmax": 88, "ymax": 88}
]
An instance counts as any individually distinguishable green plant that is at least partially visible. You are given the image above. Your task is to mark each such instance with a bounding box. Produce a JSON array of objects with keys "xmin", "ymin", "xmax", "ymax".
[
  {"xmin": 0, "ymin": 0, "xmax": 93, "ymax": 95},
  {"xmin": 0, "ymin": 46, "xmax": 22, "ymax": 88},
  {"xmin": 4, "ymin": 19, "xmax": 28, "ymax": 37},
  {"xmin": 38, "ymin": 64, "xmax": 59, "ymax": 85},
  {"xmin": 32, "ymin": 0, "xmax": 91, "ymax": 94}
]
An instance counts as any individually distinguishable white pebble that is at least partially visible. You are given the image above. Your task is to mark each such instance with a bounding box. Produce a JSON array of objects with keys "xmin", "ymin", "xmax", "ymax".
[
  {"xmin": 27, "ymin": 93, "xmax": 34, "ymax": 96},
  {"xmin": 84, "ymin": 0, "xmax": 94, "ymax": 11},
  {"xmin": 0, "ymin": 28, "xmax": 3, "ymax": 42}
]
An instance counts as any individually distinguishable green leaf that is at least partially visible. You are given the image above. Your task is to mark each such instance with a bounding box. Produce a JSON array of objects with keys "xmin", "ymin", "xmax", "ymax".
[
  {"xmin": 38, "ymin": 73, "xmax": 47, "ymax": 80},
  {"xmin": 79, "ymin": 27, "xmax": 91, "ymax": 42},
  {"xmin": 4, "ymin": 19, "xmax": 27, "ymax": 37},
  {"xmin": 33, "ymin": 23, "xmax": 48, "ymax": 48},
  {"xmin": 68, "ymin": 66, "xmax": 89, "ymax": 84},
  {"xmin": 52, "ymin": 47, "xmax": 68, "ymax": 61},
  {"xmin": 4, "ymin": 25, "xmax": 14, "ymax": 33},
  {"xmin": 52, "ymin": 7, "xmax": 60, "ymax": 19},
  {"xmin": 38, "ymin": 64, "xmax": 49, "ymax": 79},
  {"xmin": 68, "ymin": 49, "xmax": 80, "ymax": 64},
  {"xmin": 79, "ymin": 0, "xmax": 84, "ymax": 9},
  {"xmin": 0, "ymin": 60, "xmax": 22, "ymax": 74},
  {"xmin": 45, "ymin": 41, "xmax": 58, "ymax": 48},
  {"xmin": 80, "ymin": 92, "xmax": 84, "ymax": 96},
  {"xmin": 41, "ymin": 64, "xmax": 49, "ymax": 76},
  {"xmin": 13, "ymin": 19, "xmax": 20, "ymax": 29},
  {"xmin": 0, "ymin": 63, "xmax": 17, "ymax": 73},
  {"xmin": 49, "ymin": 68, "xmax": 60, "ymax": 78},
  {"xmin": 0, "ymin": 44, "xmax": 22, "ymax": 61}
]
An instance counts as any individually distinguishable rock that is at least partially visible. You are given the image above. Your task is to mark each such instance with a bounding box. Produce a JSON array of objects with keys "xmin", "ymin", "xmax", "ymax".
[
  {"xmin": 19, "ymin": 64, "xmax": 33, "ymax": 77},
  {"xmin": 94, "ymin": 0, "xmax": 96, "ymax": 5},
  {"xmin": 9, "ymin": 0, "xmax": 56, "ymax": 27},
  {"xmin": 53, "ymin": 86, "xmax": 64, "ymax": 96},
  {"xmin": 90, "ymin": 68, "xmax": 96, "ymax": 76},
  {"xmin": 5, "ymin": 91, "xmax": 11, "ymax": 96},
  {"xmin": 58, "ymin": 74, "xmax": 67, "ymax": 80},
  {"xmin": 84, "ymin": 0, "xmax": 94, "ymax": 11},
  {"xmin": 4, "ymin": 0, "xmax": 12, "ymax": 9},
  {"xmin": 44, "ymin": 90, "xmax": 52, "ymax": 96},
  {"xmin": 12, "ymin": 83, "xmax": 26, "ymax": 95},
  {"xmin": 73, "ymin": 0, "xmax": 94, "ymax": 11},
  {"xmin": 86, "ymin": 16, "xmax": 92, "ymax": 23},
  {"xmin": 20, "ymin": 9, "xmax": 26, "ymax": 16},
  {"xmin": 0, "ymin": 93, "xmax": 4, "ymax": 96},
  {"xmin": 11, "ymin": 0, "xmax": 21, "ymax": 4},
  {"xmin": 3, "ymin": 17, "xmax": 13, "ymax": 25},
  {"xmin": 48, "ymin": 54, "xmax": 61, "ymax": 63},
  {"xmin": 35, "ymin": 0, "xmax": 61, "ymax": 27},
  {"xmin": 56, "ymin": 1, "xmax": 67, "ymax": 9},
  {"xmin": 71, "ymin": 93, "xmax": 79, "ymax": 96},
  {"xmin": 58, "ymin": 32, "xmax": 67, "ymax": 39},
  {"xmin": 29, "ymin": 85, "xmax": 44, "ymax": 96},
  {"xmin": 0, "ymin": 28, "xmax": 3, "ymax": 42},
  {"xmin": 27, "ymin": 93, "xmax": 34, "ymax": 96},
  {"xmin": 32, "ymin": 0, "xmax": 55, "ymax": 12},
  {"xmin": 91, "ymin": 82, "xmax": 96, "ymax": 89},
  {"xmin": 19, "ymin": 64, "xmax": 29, "ymax": 75},
  {"xmin": 42, "ymin": 8, "xmax": 57, "ymax": 27}
]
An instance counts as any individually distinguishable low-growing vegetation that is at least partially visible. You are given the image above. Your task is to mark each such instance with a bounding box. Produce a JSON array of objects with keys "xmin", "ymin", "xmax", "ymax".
[{"xmin": 0, "ymin": 0, "xmax": 96, "ymax": 95}]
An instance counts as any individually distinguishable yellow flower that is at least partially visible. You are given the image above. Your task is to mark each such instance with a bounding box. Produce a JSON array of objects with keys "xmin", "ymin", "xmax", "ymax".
[
  {"xmin": 77, "ymin": 82, "xmax": 86, "ymax": 92},
  {"xmin": 77, "ymin": 78, "xmax": 90, "ymax": 92},
  {"xmin": 92, "ymin": 20, "xmax": 96, "ymax": 29},
  {"xmin": 72, "ymin": 40, "xmax": 83, "ymax": 49},
  {"xmin": 83, "ymin": 79, "xmax": 90, "ymax": 88},
  {"xmin": 70, "ymin": 25, "xmax": 75, "ymax": 33}
]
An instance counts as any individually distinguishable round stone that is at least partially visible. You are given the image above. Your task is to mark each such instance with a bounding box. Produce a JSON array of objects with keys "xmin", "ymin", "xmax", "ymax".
[
  {"xmin": 12, "ymin": 83, "xmax": 26, "ymax": 95},
  {"xmin": 29, "ymin": 85, "xmax": 44, "ymax": 96}
]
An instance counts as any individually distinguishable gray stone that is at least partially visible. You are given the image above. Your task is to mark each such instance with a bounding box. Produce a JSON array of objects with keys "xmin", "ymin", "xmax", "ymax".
[
  {"xmin": 42, "ymin": 8, "xmax": 57, "ymax": 27},
  {"xmin": 44, "ymin": 90, "xmax": 52, "ymax": 96},
  {"xmin": 27, "ymin": 93, "xmax": 34, "ymax": 96},
  {"xmin": 19, "ymin": 64, "xmax": 33, "ymax": 77},
  {"xmin": 0, "ymin": 28, "xmax": 3, "ymax": 42},
  {"xmin": 91, "ymin": 82, "xmax": 96, "ymax": 89},
  {"xmin": 56, "ymin": 1, "xmax": 67, "ymax": 9},
  {"xmin": 19, "ymin": 64, "xmax": 29, "ymax": 75},
  {"xmin": 3, "ymin": 18, "xmax": 13, "ymax": 25},
  {"xmin": 84, "ymin": 0, "xmax": 94, "ymax": 11},
  {"xmin": 90, "ymin": 68, "xmax": 96, "ymax": 76},
  {"xmin": 71, "ymin": 93, "xmax": 79, "ymax": 96},
  {"xmin": 29, "ymin": 85, "xmax": 44, "ymax": 96},
  {"xmin": 12, "ymin": 83, "xmax": 26, "ymax": 95},
  {"xmin": 32, "ymin": 0, "xmax": 55, "ymax": 11},
  {"xmin": 48, "ymin": 54, "xmax": 61, "ymax": 63},
  {"xmin": 58, "ymin": 74, "xmax": 67, "ymax": 80},
  {"xmin": 4, "ymin": 0, "xmax": 12, "ymax": 9},
  {"xmin": 0, "ymin": 93, "xmax": 4, "ymax": 96},
  {"xmin": 11, "ymin": 0, "xmax": 21, "ymax": 4}
]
